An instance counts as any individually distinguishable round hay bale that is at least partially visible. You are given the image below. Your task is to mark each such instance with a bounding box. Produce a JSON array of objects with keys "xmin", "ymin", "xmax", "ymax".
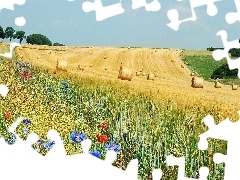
[
  {"xmin": 128, "ymin": 47, "xmax": 130, "ymax": 49},
  {"xmin": 136, "ymin": 71, "xmax": 141, "ymax": 76},
  {"xmin": 191, "ymin": 77, "xmax": 203, "ymax": 88},
  {"xmin": 56, "ymin": 60, "xmax": 68, "ymax": 71},
  {"xmin": 232, "ymin": 84, "xmax": 238, "ymax": 90},
  {"xmin": 214, "ymin": 81, "xmax": 221, "ymax": 88},
  {"xmin": 147, "ymin": 74, "xmax": 155, "ymax": 81},
  {"xmin": 142, "ymin": 72, "xmax": 146, "ymax": 76},
  {"xmin": 190, "ymin": 72, "xmax": 195, "ymax": 76},
  {"xmin": 104, "ymin": 56, "xmax": 107, "ymax": 59},
  {"xmin": 181, "ymin": 64, "xmax": 184, "ymax": 68},
  {"xmin": 89, "ymin": 64, "xmax": 93, "ymax": 67},
  {"xmin": 104, "ymin": 67, "xmax": 108, "ymax": 70},
  {"xmin": 118, "ymin": 67, "xmax": 132, "ymax": 81},
  {"xmin": 154, "ymin": 73, "xmax": 159, "ymax": 78},
  {"xmin": 77, "ymin": 65, "xmax": 84, "ymax": 71},
  {"xmin": 84, "ymin": 64, "xmax": 87, "ymax": 67}
]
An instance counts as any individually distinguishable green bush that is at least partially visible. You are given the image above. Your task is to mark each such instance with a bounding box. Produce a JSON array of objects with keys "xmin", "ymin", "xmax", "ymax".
[
  {"xmin": 26, "ymin": 34, "xmax": 52, "ymax": 46},
  {"xmin": 211, "ymin": 63, "xmax": 238, "ymax": 79}
]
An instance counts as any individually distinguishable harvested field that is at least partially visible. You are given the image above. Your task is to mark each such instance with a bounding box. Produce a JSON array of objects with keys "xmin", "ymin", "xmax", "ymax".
[{"xmin": 14, "ymin": 44, "xmax": 240, "ymax": 119}]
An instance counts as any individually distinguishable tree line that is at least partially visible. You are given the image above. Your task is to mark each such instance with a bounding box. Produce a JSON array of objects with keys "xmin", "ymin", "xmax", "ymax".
[{"xmin": 0, "ymin": 26, "xmax": 64, "ymax": 46}]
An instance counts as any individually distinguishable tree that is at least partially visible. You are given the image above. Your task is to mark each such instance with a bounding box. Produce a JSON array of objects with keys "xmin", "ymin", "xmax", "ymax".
[
  {"xmin": 14, "ymin": 30, "xmax": 26, "ymax": 43},
  {"xmin": 53, "ymin": 42, "xmax": 65, "ymax": 46},
  {"xmin": 26, "ymin": 34, "xmax": 52, "ymax": 46},
  {"xmin": 0, "ymin": 26, "xmax": 5, "ymax": 40},
  {"xmin": 211, "ymin": 63, "xmax": 238, "ymax": 79},
  {"xmin": 229, "ymin": 48, "xmax": 240, "ymax": 58},
  {"xmin": 4, "ymin": 27, "xmax": 15, "ymax": 41}
]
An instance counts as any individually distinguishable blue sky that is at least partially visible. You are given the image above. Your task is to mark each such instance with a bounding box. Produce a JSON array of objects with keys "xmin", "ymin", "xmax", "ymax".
[{"xmin": 0, "ymin": 0, "xmax": 239, "ymax": 50}]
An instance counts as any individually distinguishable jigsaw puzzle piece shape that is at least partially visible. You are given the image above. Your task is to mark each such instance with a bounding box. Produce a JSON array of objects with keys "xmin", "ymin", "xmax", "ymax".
[
  {"xmin": 212, "ymin": 30, "xmax": 240, "ymax": 78},
  {"xmin": 0, "ymin": 0, "xmax": 26, "ymax": 11},
  {"xmin": 0, "ymin": 84, "xmax": 9, "ymax": 97},
  {"xmin": 0, "ymin": 42, "xmax": 20, "ymax": 58},
  {"xmin": 152, "ymin": 169, "xmax": 163, "ymax": 180},
  {"xmin": 167, "ymin": 0, "xmax": 220, "ymax": 31},
  {"xmin": 82, "ymin": 0, "xmax": 125, "ymax": 21},
  {"xmin": 131, "ymin": 0, "xmax": 161, "ymax": 12},
  {"xmin": 225, "ymin": 0, "xmax": 240, "ymax": 24},
  {"xmin": 63, "ymin": 138, "xmax": 139, "ymax": 180},
  {"xmin": 166, "ymin": 155, "xmax": 209, "ymax": 179},
  {"xmin": 198, "ymin": 114, "xmax": 240, "ymax": 179}
]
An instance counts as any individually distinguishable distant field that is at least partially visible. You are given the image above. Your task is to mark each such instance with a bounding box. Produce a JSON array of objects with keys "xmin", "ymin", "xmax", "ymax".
[
  {"xmin": 182, "ymin": 50, "xmax": 239, "ymax": 85},
  {"xmin": 0, "ymin": 43, "xmax": 239, "ymax": 179}
]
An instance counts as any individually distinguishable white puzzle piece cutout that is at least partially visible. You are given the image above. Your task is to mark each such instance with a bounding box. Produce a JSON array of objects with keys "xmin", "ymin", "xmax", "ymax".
[
  {"xmin": 0, "ymin": 42, "xmax": 20, "ymax": 58},
  {"xmin": 225, "ymin": 0, "xmax": 240, "ymax": 25},
  {"xmin": 167, "ymin": 0, "xmax": 221, "ymax": 31},
  {"xmin": 0, "ymin": 0, "xmax": 26, "ymax": 11},
  {"xmin": 82, "ymin": 0, "xmax": 125, "ymax": 21},
  {"xmin": 212, "ymin": 30, "xmax": 240, "ymax": 78},
  {"xmin": 131, "ymin": 0, "xmax": 161, "ymax": 12}
]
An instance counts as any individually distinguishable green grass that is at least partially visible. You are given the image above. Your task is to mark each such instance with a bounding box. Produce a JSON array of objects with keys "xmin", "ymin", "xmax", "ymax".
[
  {"xmin": 182, "ymin": 50, "xmax": 240, "ymax": 85},
  {"xmin": 0, "ymin": 46, "xmax": 232, "ymax": 179}
]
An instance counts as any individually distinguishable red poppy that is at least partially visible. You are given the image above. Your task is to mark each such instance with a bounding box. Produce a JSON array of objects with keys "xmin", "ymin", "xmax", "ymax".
[
  {"xmin": 100, "ymin": 124, "xmax": 107, "ymax": 130},
  {"xmin": 5, "ymin": 112, "xmax": 12, "ymax": 120},
  {"xmin": 21, "ymin": 72, "xmax": 30, "ymax": 79},
  {"xmin": 97, "ymin": 135, "xmax": 108, "ymax": 143}
]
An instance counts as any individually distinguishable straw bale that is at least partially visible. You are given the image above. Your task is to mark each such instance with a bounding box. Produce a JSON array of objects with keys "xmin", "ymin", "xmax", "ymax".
[
  {"xmin": 190, "ymin": 72, "xmax": 194, "ymax": 76},
  {"xmin": 118, "ymin": 67, "xmax": 132, "ymax": 81},
  {"xmin": 181, "ymin": 65, "xmax": 184, "ymax": 68},
  {"xmin": 232, "ymin": 84, "xmax": 238, "ymax": 90},
  {"xmin": 89, "ymin": 64, "xmax": 93, "ymax": 67},
  {"xmin": 214, "ymin": 81, "xmax": 221, "ymax": 88},
  {"xmin": 147, "ymin": 74, "xmax": 155, "ymax": 81},
  {"xmin": 56, "ymin": 60, "xmax": 68, "ymax": 71},
  {"xmin": 142, "ymin": 72, "xmax": 146, "ymax": 76},
  {"xmin": 136, "ymin": 71, "xmax": 141, "ymax": 76},
  {"xmin": 77, "ymin": 65, "xmax": 84, "ymax": 71},
  {"xmin": 191, "ymin": 77, "xmax": 203, "ymax": 88},
  {"xmin": 104, "ymin": 67, "xmax": 108, "ymax": 70}
]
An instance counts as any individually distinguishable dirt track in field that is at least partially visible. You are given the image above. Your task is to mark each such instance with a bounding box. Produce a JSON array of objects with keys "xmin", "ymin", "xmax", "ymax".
[{"xmin": 14, "ymin": 44, "xmax": 240, "ymax": 119}]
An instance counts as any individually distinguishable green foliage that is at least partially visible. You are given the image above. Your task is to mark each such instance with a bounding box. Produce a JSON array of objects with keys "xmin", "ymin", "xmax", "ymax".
[
  {"xmin": 0, "ymin": 26, "xmax": 5, "ymax": 39},
  {"xmin": 206, "ymin": 47, "xmax": 224, "ymax": 51},
  {"xmin": 26, "ymin": 34, "xmax": 52, "ymax": 46},
  {"xmin": 53, "ymin": 42, "xmax": 65, "ymax": 46},
  {"xmin": 211, "ymin": 63, "xmax": 238, "ymax": 79},
  {"xmin": 13, "ymin": 30, "xmax": 26, "ymax": 44},
  {"xmin": 4, "ymin": 27, "xmax": 15, "ymax": 41},
  {"xmin": 182, "ymin": 54, "xmax": 227, "ymax": 79},
  {"xmin": 229, "ymin": 48, "xmax": 240, "ymax": 58}
]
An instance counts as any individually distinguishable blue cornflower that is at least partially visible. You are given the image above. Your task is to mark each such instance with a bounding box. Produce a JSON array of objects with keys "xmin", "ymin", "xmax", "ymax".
[
  {"xmin": 42, "ymin": 140, "xmax": 55, "ymax": 149},
  {"xmin": 23, "ymin": 119, "xmax": 31, "ymax": 125},
  {"xmin": 105, "ymin": 141, "xmax": 121, "ymax": 154},
  {"xmin": 70, "ymin": 131, "xmax": 87, "ymax": 143},
  {"xmin": 6, "ymin": 134, "xmax": 16, "ymax": 145},
  {"xmin": 61, "ymin": 82, "xmax": 69, "ymax": 89},
  {"xmin": 89, "ymin": 150, "xmax": 101, "ymax": 159}
]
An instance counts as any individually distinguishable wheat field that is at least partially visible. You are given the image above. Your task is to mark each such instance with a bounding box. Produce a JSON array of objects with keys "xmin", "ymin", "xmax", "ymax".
[{"xmin": 14, "ymin": 44, "xmax": 240, "ymax": 120}]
